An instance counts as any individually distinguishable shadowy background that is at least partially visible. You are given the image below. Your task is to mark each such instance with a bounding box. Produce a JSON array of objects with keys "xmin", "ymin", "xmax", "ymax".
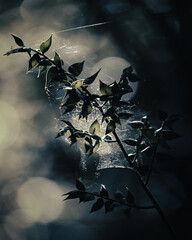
[{"xmin": 0, "ymin": 0, "xmax": 192, "ymax": 240}]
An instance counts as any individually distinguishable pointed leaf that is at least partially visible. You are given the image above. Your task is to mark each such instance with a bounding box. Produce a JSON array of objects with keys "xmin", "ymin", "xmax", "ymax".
[
  {"xmin": 126, "ymin": 189, "xmax": 135, "ymax": 204},
  {"xmin": 93, "ymin": 140, "xmax": 100, "ymax": 153},
  {"xmin": 123, "ymin": 138, "xmax": 137, "ymax": 146},
  {"xmin": 89, "ymin": 119, "xmax": 100, "ymax": 135},
  {"xmin": 129, "ymin": 121, "xmax": 144, "ymax": 129},
  {"xmin": 11, "ymin": 34, "xmax": 24, "ymax": 47},
  {"xmin": 105, "ymin": 120, "xmax": 115, "ymax": 134},
  {"xmin": 28, "ymin": 53, "xmax": 40, "ymax": 71},
  {"xmin": 100, "ymin": 185, "xmax": 109, "ymax": 198},
  {"xmin": 118, "ymin": 112, "xmax": 133, "ymax": 119},
  {"xmin": 76, "ymin": 179, "xmax": 85, "ymax": 191},
  {"xmin": 123, "ymin": 65, "xmax": 133, "ymax": 74},
  {"xmin": 4, "ymin": 47, "xmax": 31, "ymax": 56},
  {"xmin": 114, "ymin": 190, "xmax": 124, "ymax": 201},
  {"xmin": 128, "ymin": 73, "xmax": 142, "ymax": 82},
  {"xmin": 46, "ymin": 66, "xmax": 61, "ymax": 84},
  {"xmin": 63, "ymin": 190, "xmax": 81, "ymax": 200},
  {"xmin": 100, "ymin": 80, "xmax": 113, "ymax": 95},
  {"xmin": 40, "ymin": 35, "xmax": 52, "ymax": 53},
  {"xmin": 54, "ymin": 52, "xmax": 62, "ymax": 68},
  {"xmin": 79, "ymin": 193, "xmax": 95, "ymax": 203},
  {"xmin": 68, "ymin": 61, "xmax": 84, "ymax": 76},
  {"xmin": 141, "ymin": 128, "xmax": 155, "ymax": 138},
  {"xmin": 84, "ymin": 68, "xmax": 101, "ymax": 85},
  {"xmin": 104, "ymin": 200, "xmax": 114, "ymax": 213},
  {"xmin": 90, "ymin": 198, "xmax": 104, "ymax": 213},
  {"xmin": 55, "ymin": 127, "xmax": 69, "ymax": 138}
]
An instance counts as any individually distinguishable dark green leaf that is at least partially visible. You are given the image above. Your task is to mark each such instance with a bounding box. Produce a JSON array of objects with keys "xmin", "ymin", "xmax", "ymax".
[
  {"xmin": 63, "ymin": 190, "xmax": 81, "ymax": 200},
  {"xmin": 40, "ymin": 35, "xmax": 52, "ymax": 53},
  {"xmin": 46, "ymin": 66, "xmax": 61, "ymax": 84},
  {"xmin": 123, "ymin": 138, "xmax": 137, "ymax": 146},
  {"xmin": 89, "ymin": 119, "xmax": 100, "ymax": 135},
  {"xmin": 4, "ymin": 47, "xmax": 31, "ymax": 56},
  {"xmin": 37, "ymin": 65, "xmax": 47, "ymax": 78},
  {"xmin": 61, "ymin": 90, "xmax": 80, "ymax": 106},
  {"xmin": 105, "ymin": 200, "xmax": 114, "ymax": 213},
  {"xmin": 90, "ymin": 198, "xmax": 104, "ymax": 213},
  {"xmin": 92, "ymin": 140, "xmax": 100, "ymax": 153},
  {"xmin": 76, "ymin": 179, "xmax": 85, "ymax": 191},
  {"xmin": 141, "ymin": 128, "xmax": 155, "ymax": 138},
  {"xmin": 79, "ymin": 101, "xmax": 92, "ymax": 120},
  {"xmin": 161, "ymin": 130, "xmax": 181, "ymax": 140},
  {"xmin": 100, "ymin": 80, "xmax": 113, "ymax": 95},
  {"xmin": 129, "ymin": 121, "xmax": 144, "ymax": 129},
  {"xmin": 123, "ymin": 65, "xmax": 133, "ymax": 74},
  {"xmin": 126, "ymin": 189, "xmax": 135, "ymax": 204},
  {"xmin": 128, "ymin": 73, "xmax": 142, "ymax": 82},
  {"xmin": 54, "ymin": 52, "xmax": 62, "ymax": 68},
  {"xmin": 28, "ymin": 53, "xmax": 40, "ymax": 71},
  {"xmin": 100, "ymin": 184, "xmax": 109, "ymax": 198},
  {"xmin": 114, "ymin": 190, "xmax": 124, "ymax": 201},
  {"xmin": 68, "ymin": 61, "xmax": 84, "ymax": 76},
  {"xmin": 118, "ymin": 112, "xmax": 133, "ymax": 119},
  {"xmin": 84, "ymin": 68, "xmax": 101, "ymax": 85},
  {"xmin": 105, "ymin": 120, "xmax": 115, "ymax": 134},
  {"xmin": 11, "ymin": 34, "xmax": 24, "ymax": 47}
]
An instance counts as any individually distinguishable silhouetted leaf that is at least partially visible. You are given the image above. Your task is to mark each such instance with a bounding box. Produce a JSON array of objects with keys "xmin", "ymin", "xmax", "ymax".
[
  {"xmin": 63, "ymin": 190, "xmax": 81, "ymax": 200},
  {"xmin": 100, "ymin": 184, "xmax": 109, "ymax": 198},
  {"xmin": 61, "ymin": 120, "xmax": 76, "ymax": 130},
  {"xmin": 102, "ymin": 134, "xmax": 113, "ymax": 142},
  {"xmin": 54, "ymin": 52, "xmax": 62, "ymax": 68},
  {"xmin": 126, "ymin": 189, "xmax": 135, "ymax": 204},
  {"xmin": 158, "ymin": 110, "xmax": 168, "ymax": 121},
  {"xmin": 105, "ymin": 200, "xmax": 114, "ymax": 213},
  {"xmin": 71, "ymin": 79, "xmax": 84, "ymax": 88},
  {"xmin": 129, "ymin": 121, "xmax": 144, "ymax": 129},
  {"xmin": 123, "ymin": 138, "xmax": 138, "ymax": 146},
  {"xmin": 84, "ymin": 68, "xmax": 101, "ymax": 85},
  {"xmin": 76, "ymin": 179, "xmax": 85, "ymax": 191},
  {"xmin": 161, "ymin": 130, "xmax": 181, "ymax": 140},
  {"xmin": 105, "ymin": 120, "xmax": 115, "ymax": 134},
  {"xmin": 100, "ymin": 80, "xmax": 113, "ymax": 95},
  {"xmin": 11, "ymin": 34, "xmax": 24, "ymax": 47},
  {"xmin": 68, "ymin": 61, "xmax": 84, "ymax": 76},
  {"xmin": 114, "ymin": 190, "xmax": 124, "ymax": 201},
  {"xmin": 61, "ymin": 90, "xmax": 80, "ymax": 106},
  {"xmin": 40, "ymin": 35, "xmax": 52, "ymax": 53},
  {"xmin": 123, "ymin": 65, "xmax": 133, "ymax": 74},
  {"xmin": 4, "ymin": 47, "xmax": 31, "ymax": 56},
  {"xmin": 118, "ymin": 112, "xmax": 133, "ymax": 119},
  {"xmin": 128, "ymin": 73, "xmax": 142, "ymax": 82},
  {"xmin": 141, "ymin": 128, "xmax": 155, "ymax": 138},
  {"xmin": 89, "ymin": 119, "xmax": 100, "ymax": 135},
  {"xmin": 90, "ymin": 198, "xmax": 104, "ymax": 213}
]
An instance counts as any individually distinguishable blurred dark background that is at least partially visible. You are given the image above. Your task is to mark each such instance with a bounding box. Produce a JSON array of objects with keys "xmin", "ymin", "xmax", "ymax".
[{"xmin": 0, "ymin": 0, "xmax": 192, "ymax": 240}]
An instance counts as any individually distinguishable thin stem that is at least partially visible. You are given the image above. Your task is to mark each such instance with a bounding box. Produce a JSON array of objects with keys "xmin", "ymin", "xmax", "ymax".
[
  {"xmin": 145, "ymin": 121, "xmax": 165, "ymax": 186},
  {"xmin": 30, "ymin": 49, "xmax": 177, "ymax": 239},
  {"xmin": 83, "ymin": 191, "xmax": 154, "ymax": 210}
]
